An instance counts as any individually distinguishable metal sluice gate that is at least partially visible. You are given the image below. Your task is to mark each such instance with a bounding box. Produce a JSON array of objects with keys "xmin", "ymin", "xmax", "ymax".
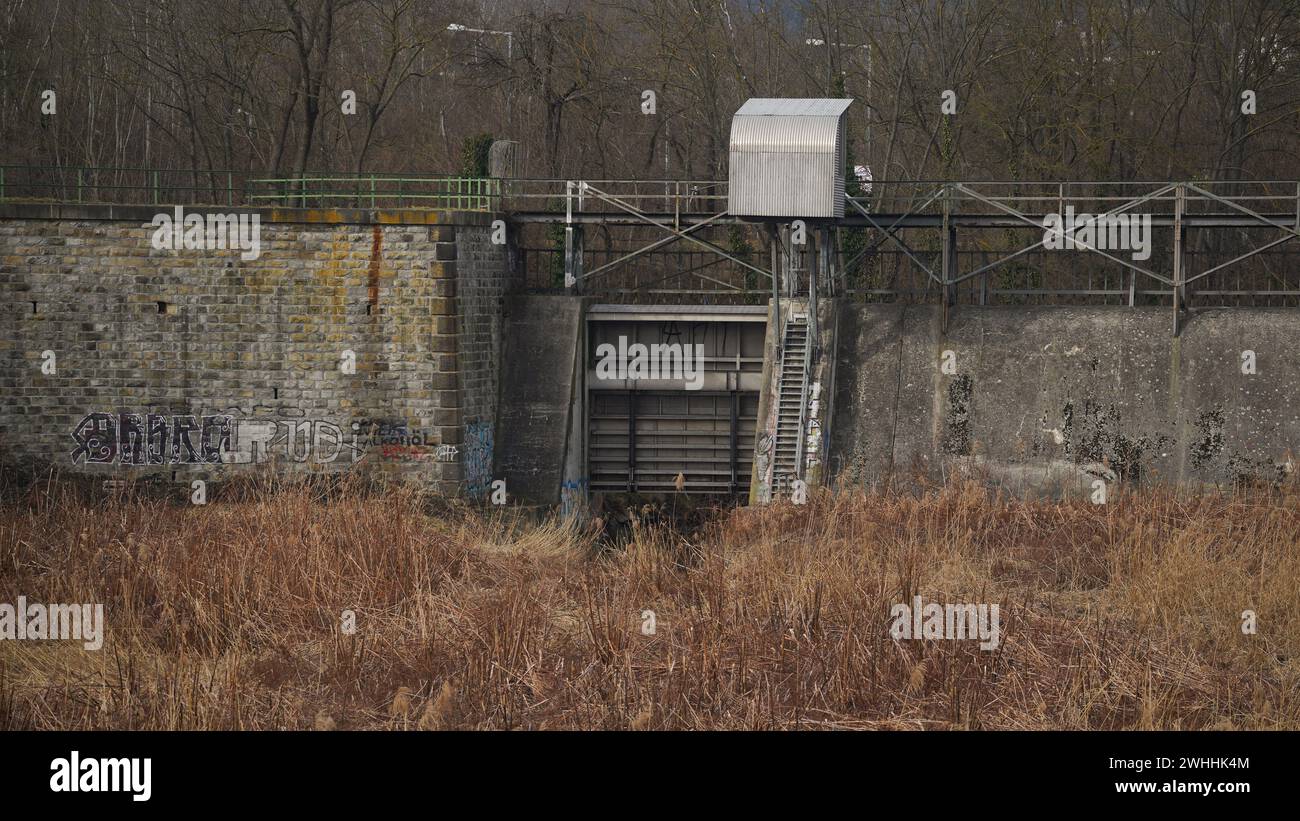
[{"xmin": 585, "ymin": 305, "xmax": 767, "ymax": 495}]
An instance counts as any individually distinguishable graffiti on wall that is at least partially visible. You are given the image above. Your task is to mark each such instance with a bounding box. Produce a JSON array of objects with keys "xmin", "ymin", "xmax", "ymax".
[
  {"xmin": 754, "ymin": 431, "xmax": 773, "ymax": 498},
  {"xmin": 803, "ymin": 381, "xmax": 823, "ymax": 472},
  {"xmin": 70, "ymin": 412, "xmax": 456, "ymax": 466},
  {"xmin": 560, "ymin": 476, "xmax": 589, "ymax": 518},
  {"xmin": 353, "ymin": 419, "xmax": 432, "ymax": 448},
  {"xmin": 351, "ymin": 419, "xmax": 445, "ymax": 462},
  {"xmin": 463, "ymin": 420, "xmax": 493, "ymax": 497},
  {"xmin": 224, "ymin": 419, "xmax": 362, "ymax": 464},
  {"xmin": 70, "ymin": 413, "xmax": 234, "ymax": 464}
]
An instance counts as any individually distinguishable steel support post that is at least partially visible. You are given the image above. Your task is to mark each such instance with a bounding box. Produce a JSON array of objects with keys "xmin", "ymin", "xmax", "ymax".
[
  {"xmin": 627, "ymin": 390, "xmax": 637, "ymax": 493},
  {"xmin": 728, "ymin": 390, "xmax": 739, "ymax": 496},
  {"xmin": 942, "ymin": 185, "xmax": 953, "ymax": 334},
  {"xmin": 564, "ymin": 224, "xmax": 584, "ymax": 292},
  {"xmin": 819, "ymin": 225, "xmax": 833, "ymax": 297},
  {"xmin": 809, "ymin": 226, "xmax": 820, "ymax": 347},
  {"xmin": 1173, "ymin": 183, "xmax": 1185, "ymax": 336},
  {"xmin": 769, "ymin": 223, "xmax": 781, "ymax": 343}
]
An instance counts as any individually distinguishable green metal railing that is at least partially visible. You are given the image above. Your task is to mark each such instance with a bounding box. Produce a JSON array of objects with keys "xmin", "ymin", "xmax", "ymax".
[
  {"xmin": 0, "ymin": 165, "xmax": 249, "ymax": 206},
  {"xmin": 0, "ymin": 164, "xmax": 501, "ymax": 211},
  {"xmin": 244, "ymin": 174, "xmax": 500, "ymax": 210}
]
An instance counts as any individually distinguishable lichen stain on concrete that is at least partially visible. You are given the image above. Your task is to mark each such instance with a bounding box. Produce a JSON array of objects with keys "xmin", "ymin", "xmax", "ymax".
[
  {"xmin": 1225, "ymin": 452, "xmax": 1290, "ymax": 488},
  {"xmin": 1058, "ymin": 398, "xmax": 1172, "ymax": 483},
  {"xmin": 942, "ymin": 374, "xmax": 973, "ymax": 456},
  {"xmin": 1190, "ymin": 407, "xmax": 1225, "ymax": 470}
]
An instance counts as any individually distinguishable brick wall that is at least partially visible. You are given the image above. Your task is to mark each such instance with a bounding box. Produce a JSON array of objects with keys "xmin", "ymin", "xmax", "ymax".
[
  {"xmin": 0, "ymin": 205, "xmax": 512, "ymax": 493},
  {"xmin": 454, "ymin": 223, "xmax": 514, "ymax": 497}
]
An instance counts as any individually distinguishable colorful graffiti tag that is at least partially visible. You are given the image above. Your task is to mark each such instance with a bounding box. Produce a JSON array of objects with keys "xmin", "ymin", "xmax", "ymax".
[
  {"xmin": 560, "ymin": 476, "xmax": 589, "ymax": 518},
  {"xmin": 352, "ymin": 419, "xmax": 444, "ymax": 462},
  {"xmin": 463, "ymin": 420, "xmax": 493, "ymax": 497}
]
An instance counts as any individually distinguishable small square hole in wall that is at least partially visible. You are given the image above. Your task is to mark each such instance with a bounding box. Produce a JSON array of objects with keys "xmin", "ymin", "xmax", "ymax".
[{"xmin": 157, "ymin": 301, "xmax": 170, "ymax": 314}]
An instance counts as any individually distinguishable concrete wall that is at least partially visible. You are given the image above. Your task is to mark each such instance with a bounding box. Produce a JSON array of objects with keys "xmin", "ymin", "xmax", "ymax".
[
  {"xmin": 0, "ymin": 204, "xmax": 511, "ymax": 491},
  {"xmin": 829, "ymin": 304, "xmax": 1300, "ymax": 494},
  {"xmin": 494, "ymin": 295, "xmax": 586, "ymax": 505}
]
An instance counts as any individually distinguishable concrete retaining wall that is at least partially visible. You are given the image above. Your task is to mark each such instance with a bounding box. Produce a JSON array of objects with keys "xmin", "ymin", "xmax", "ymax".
[
  {"xmin": 829, "ymin": 304, "xmax": 1300, "ymax": 494},
  {"xmin": 494, "ymin": 295, "xmax": 586, "ymax": 505}
]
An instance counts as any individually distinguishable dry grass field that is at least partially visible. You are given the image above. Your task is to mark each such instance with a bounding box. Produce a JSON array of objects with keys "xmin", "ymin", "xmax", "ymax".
[{"xmin": 2, "ymin": 475, "xmax": 1298, "ymax": 730}]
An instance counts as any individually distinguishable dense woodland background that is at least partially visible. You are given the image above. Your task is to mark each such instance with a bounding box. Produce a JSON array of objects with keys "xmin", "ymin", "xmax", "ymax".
[{"xmin": 2, "ymin": 0, "xmax": 1298, "ymax": 184}]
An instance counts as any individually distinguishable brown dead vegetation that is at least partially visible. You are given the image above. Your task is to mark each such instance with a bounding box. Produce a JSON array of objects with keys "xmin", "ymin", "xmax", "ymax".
[{"xmin": 1, "ymin": 477, "xmax": 1297, "ymax": 730}]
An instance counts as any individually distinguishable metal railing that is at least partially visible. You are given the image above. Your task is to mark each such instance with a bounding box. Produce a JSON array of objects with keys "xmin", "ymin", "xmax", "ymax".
[
  {"xmin": 0, "ymin": 165, "xmax": 502, "ymax": 211},
  {"xmin": 5, "ymin": 166, "xmax": 1298, "ymax": 218},
  {"xmin": 500, "ymin": 178, "xmax": 727, "ymax": 217},
  {"xmin": 837, "ymin": 180, "xmax": 1300, "ymax": 332},
  {"xmin": 850, "ymin": 179, "xmax": 1300, "ymax": 217},
  {"xmin": 521, "ymin": 178, "xmax": 1300, "ymax": 315},
  {"xmin": 244, "ymin": 174, "xmax": 500, "ymax": 209},
  {"xmin": 501, "ymin": 177, "xmax": 1300, "ymax": 220},
  {"xmin": 0, "ymin": 165, "xmax": 254, "ymax": 206}
]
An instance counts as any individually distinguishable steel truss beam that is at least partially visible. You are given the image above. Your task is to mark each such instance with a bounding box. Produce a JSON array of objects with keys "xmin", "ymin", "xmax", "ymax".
[
  {"xmin": 511, "ymin": 211, "xmax": 1300, "ymax": 229},
  {"xmin": 541, "ymin": 180, "xmax": 1300, "ymax": 330},
  {"xmin": 1181, "ymin": 182, "xmax": 1300, "ymax": 285},
  {"xmin": 949, "ymin": 183, "xmax": 1177, "ymax": 287},
  {"xmin": 566, "ymin": 182, "xmax": 774, "ymax": 291},
  {"xmin": 846, "ymin": 189, "xmax": 946, "ymax": 285}
]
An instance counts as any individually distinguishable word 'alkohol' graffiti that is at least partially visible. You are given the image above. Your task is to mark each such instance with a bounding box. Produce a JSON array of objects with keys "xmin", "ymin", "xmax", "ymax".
[{"xmin": 70, "ymin": 413, "xmax": 456, "ymax": 465}]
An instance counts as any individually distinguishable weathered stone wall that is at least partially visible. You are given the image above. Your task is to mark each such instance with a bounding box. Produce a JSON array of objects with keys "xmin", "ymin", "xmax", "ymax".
[
  {"xmin": 830, "ymin": 304, "xmax": 1300, "ymax": 495},
  {"xmin": 0, "ymin": 205, "xmax": 511, "ymax": 492},
  {"xmin": 454, "ymin": 223, "xmax": 515, "ymax": 497}
]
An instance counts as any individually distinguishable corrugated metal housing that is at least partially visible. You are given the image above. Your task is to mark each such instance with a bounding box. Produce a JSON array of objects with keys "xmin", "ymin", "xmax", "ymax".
[{"xmin": 727, "ymin": 98, "xmax": 853, "ymax": 218}]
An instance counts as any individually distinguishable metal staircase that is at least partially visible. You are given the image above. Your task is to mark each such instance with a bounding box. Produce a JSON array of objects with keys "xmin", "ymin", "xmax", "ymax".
[{"xmin": 770, "ymin": 312, "xmax": 811, "ymax": 496}]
